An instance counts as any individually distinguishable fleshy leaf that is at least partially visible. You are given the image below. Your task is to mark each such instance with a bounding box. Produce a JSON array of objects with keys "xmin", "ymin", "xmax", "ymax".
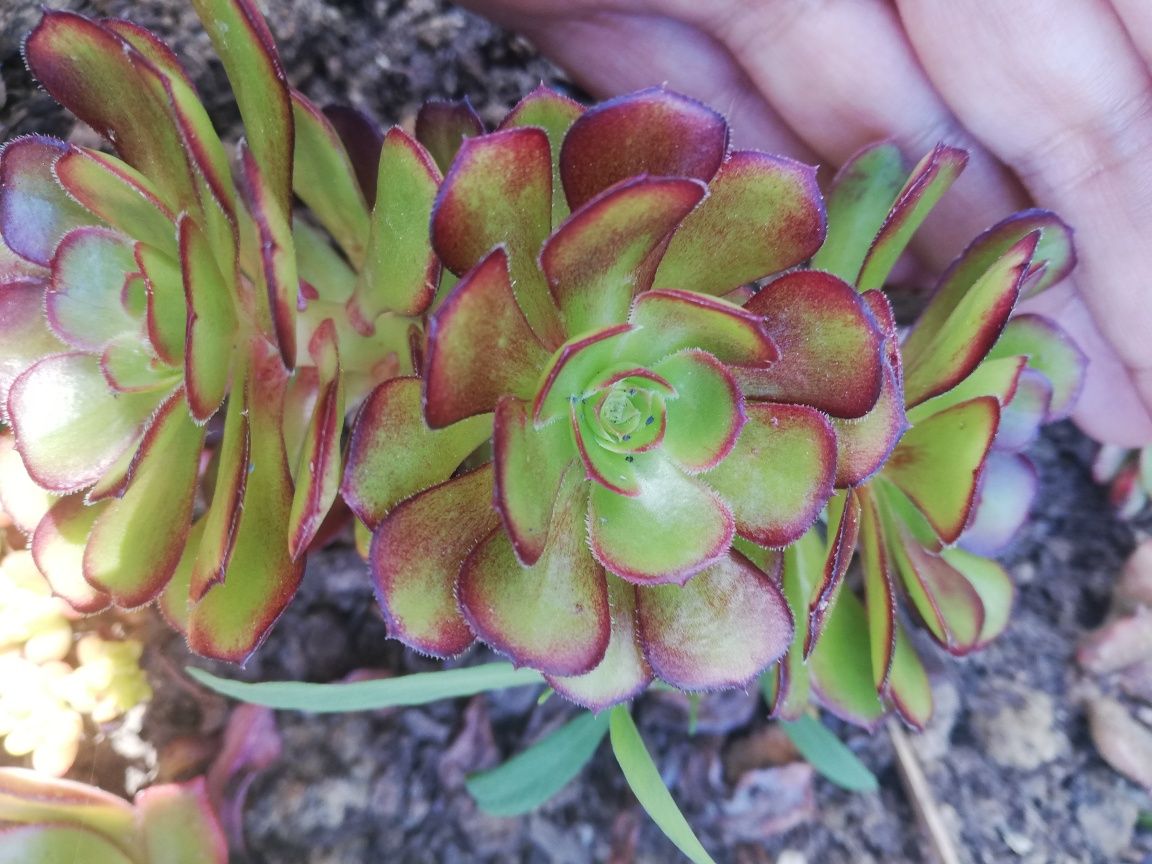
[
  {"xmin": 287, "ymin": 322, "xmax": 344, "ymax": 558},
  {"xmin": 0, "ymin": 824, "xmax": 134, "ymax": 864},
  {"xmin": 654, "ymin": 349, "xmax": 744, "ymax": 473},
  {"xmin": 191, "ymin": 0, "xmax": 293, "ymax": 218},
  {"xmin": 560, "ymin": 87, "xmax": 727, "ymax": 211},
  {"xmin": 0, "ymin": 278, "xmax": 64, "ymax": 416},
  {"xmin": 901, "ymin": 234, "xmax": 1037, "ymax": 407},
  {"xmin": 859, "ymin": 491, "xmax": 896, "ymax": 690},
  {"xmin": 933, "ymin": 209, "xmax": 1075, "ymax": 312},
  {"xmin": 986, "ymin": 314, "xmax": 1086, "ymax": 420},
  {"xmin": 136, "ymin": 243, "xmax": 186, "ymax": 366},
  {"xmin": 47, "ymin": 226, "xmax": 141, "ymax": 351},
  {"xmin": 766, "ymin": 532, "xmax": 817, "ymax": 719},
  {"xmin": 886, "ymin": 523, "xmax": 986, "ymax": 654},
  {"xmin": 371, "ymin": 466, "xmax": 495, "ymax": 657},
  {"xmin": 31, "ymin": 496, "xmax": 111, "ymax": 614},
  {"xmin": 811, "ymin": 142, "xmax": 905, "ymax": 282},
  {"xmin": 960, "ymin": 450, "xmax": 1037, "ymax": 558},
  {"xmin": 156, "ymin": 520, "xmax": 204, "ymax": 635},
  {"xmin": 341, "ymin": 377, "xmax": 492, "ymax": 529},
  {"xmin": 323, "ymin": 105, "xmax": 384, "ymax": 207},
  {"xmin": 54, "ymin": 146, "xmax": 176, "ymax": 254},
  {"xmin": 995, "ymin": 368, "xmax": 1051, "ymax": 451},
  {"xmin": 637, "ymin": 550, "xmax": 793, "ymax": 690},
  {"xmin": 349, "ymin": 127, "xmax": 441, "ymax": 327},
  {"xmin": 547, "ymin": 576, "xmax": 653, "ymax": 710},
  {"xmin": 886, "ymin": 623, "xmax": 933, "ymax": 729},
  {"xmin": 704, "ymin": 402, "xmax": 836, "ymax": 548},
  {"xmin": 493, "ymin": 397, "xmax": 576, "ymax": 566},
  {"xmin": 0, "ymin": 136, "xmax": 94, "ymax": 266},
  {"xmin": 179, "ymin": 215, "xmax": 237, "ymax": 421},
  {"xmin": 189, "ymin": 384, "xmax": 250, "ymax": 601},
  {"xmin": 832, "ymin": 359, "xmax": 908, "ymax": 487},
  {"xmin": 905, "ymin": 355, "xmax": 1025, "ymax": 425},
  {"xmin": 943, "ymin": 547, "xmax": 1013, "ymax": 648},
  {"xmin": 290, "ymin": 91, "xmax": 370, "ymax": 266},
  {"xmin": 423, "ymin": 247, "xmax": 549, "ymax": 427},
  {"xmin": 84, "ymin": 390, "xmax": 203, "ymax": 607},
  {"xmin": 461, "ymin": 467, "xmax": 610, "ymax": 676},
  {"xmin": 608, "ymin": 707, "xmax": 717, "ymax": 864},
  {"xmin": 883, "ymin": 397, "xmax": 999, "ymax": 544},
  {"xmin": 187, "ymin": 343, "xmax": 304, "ymax": 662},
  {"xmin": 414, "ymin": 98, "xmax": 484, "ymax": 175},
  {"xmin": 467, "ymin": 711, "xmax": 609, "ymax": 817},
  {"xmin": 498, "ymin": 86, "xmax": 584, "ymax": 224},
  {"xmin": 7, "ymin": 352, "xmax": 158, "ymax": 493},
  {"xmin": 588, "ymin": 456, "xmax": 733, "ymax": 584},
  {"xmin": 571, "ymin": 406, "xmax": 642, "ymax": 496},
  {"xmin": 432, "ymin": 126, "xmax": 563, "ymax": 346},
  {"xmin": 856, "ymin": 144, "xmax": 968, "ymax": 291},
  {"xmin": 100, "ymin": 337, "xmax": 176, "ymax": 394},
  {"xmin": 741, "ymin": 270, "xmax": 883, "ymax": 418},
  {"xmin": 541, "ymin": 176, "xmax": 705, "ymax": 336},
  {"xmin": 0, "ymin": 768, "xmax": 137, "ymax": 853},
  {"xmin": 0, "ymin": 435, "xmax": 53, "ymax": 533},
  {"xmin": 808, "ymin": 588, "xmax": 885, "ymax": 728},
  {"xmin": 805, "ymin": 490, "xmax": 861, "ymax": 656},
  {"xmin": 136, "ymin": 778, "xmax": 228, "ymax": 864},
  {"xmin": 240, "ymin": 144, "xmax": 297, "ymax": 369},
  {"xmin": 627, "ymin": 289, "xmax": 777, "ymax": 367},
  {"xmin": 655, "ymin": 150, "xmax": 825, "ymax": 295}
]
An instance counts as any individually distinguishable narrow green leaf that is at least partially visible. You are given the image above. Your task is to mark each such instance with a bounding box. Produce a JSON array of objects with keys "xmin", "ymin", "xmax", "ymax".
[
  {"xmin": 186, "ymin": 663, "xmax": 543, "ymax": 712},
  {"xmin": 609, "ymin": 706, "xmax": 716, "ymax": 864},
  {"xmin": 466, "ymin": 711, "xmax": 609, "ymax": 817},
  {"xmin": 781, "ymin": 715, "xmax": 879, "ymax": 793}
]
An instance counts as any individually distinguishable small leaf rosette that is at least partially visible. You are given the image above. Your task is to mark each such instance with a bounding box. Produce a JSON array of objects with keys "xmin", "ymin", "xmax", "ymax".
[
  {"xmin": 767, "ymin": 143, "xmax": 1088, "ymax": 729},
  {"xmin": 344, "ymin": 87, "xmax": 890, "ymax": 710}
]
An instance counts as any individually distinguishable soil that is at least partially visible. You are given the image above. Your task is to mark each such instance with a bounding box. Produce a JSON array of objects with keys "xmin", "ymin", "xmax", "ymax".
[{"xmin": 2, "ymin": 2, "xmax": 1150, "ymax": 863}]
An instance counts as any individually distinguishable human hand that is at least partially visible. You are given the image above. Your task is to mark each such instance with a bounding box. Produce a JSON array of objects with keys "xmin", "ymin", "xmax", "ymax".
[{"xmin": 460, "ymin": 0, "xmax": 1152, "ymax": 446}]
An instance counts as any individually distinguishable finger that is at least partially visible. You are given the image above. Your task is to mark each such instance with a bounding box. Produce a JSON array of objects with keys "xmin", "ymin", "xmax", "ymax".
[
  {"xmin": 1112, "ymin": 0, "xmax": 1152, "ymax": 68},
  {"xmin": 465, "ymin": 6, "xmax": 814, "ymax": 155},
  {"xmin": 679, "ymin": 0, "xmax": 1030, "ymax": 272},
  {"xmin": 896, "ymin": 0, "xmax": 1152, "ymax": 429},
  {"xmin": 1021, "ymin": 283, "xmax": 1152, "ymax": 446}
]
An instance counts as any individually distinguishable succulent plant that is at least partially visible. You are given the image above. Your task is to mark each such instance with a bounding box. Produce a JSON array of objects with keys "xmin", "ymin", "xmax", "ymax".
[
  {"xmin": 340, "ymin": 86, "xmax": 899, "ymax": 709},
  {"xmin": 1093, "ymin": 443, "xmax": 1152, "ymax": 518},
  {"xmin": 763, "ymin": 143, "xmax": 1086, "ymax": 728},
  {"xmin": 0, "ymin": 768, "xmax": 225, "ymax": 863},
  {"xmin": 0, "ymin": 0, "xmax": 442, "ymax": 661}
]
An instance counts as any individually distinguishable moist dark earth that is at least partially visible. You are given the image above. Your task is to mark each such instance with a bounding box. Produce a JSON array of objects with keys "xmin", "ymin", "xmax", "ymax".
[{"xmin": 2, "ymin": 2, "xmax": 1150, "ymax": 862}]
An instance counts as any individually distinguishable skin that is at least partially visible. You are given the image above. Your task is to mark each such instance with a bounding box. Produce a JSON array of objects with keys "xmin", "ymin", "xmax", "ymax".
[{"xmin": 462, "ymin": 0, "xmax": 1152, "ymax": 446}]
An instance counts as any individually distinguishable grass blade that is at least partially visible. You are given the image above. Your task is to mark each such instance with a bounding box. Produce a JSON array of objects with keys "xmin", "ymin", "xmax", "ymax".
[
  {"xmin": 609, "ymin": 706, "xmax": 716, "ymax": 864},
  {"xmin": 781, "ymin": 714, "xmax": 879, "ymax": 792},
  {"xmin": 466, "ymin": 711, "xmax": 609, "ymax": 816},
  {"xmin": 186, "ymin": 663, "xmax": 542, "ymax": 712}
]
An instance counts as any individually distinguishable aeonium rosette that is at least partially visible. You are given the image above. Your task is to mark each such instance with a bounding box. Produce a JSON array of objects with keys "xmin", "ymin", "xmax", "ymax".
[{"xmin": 342, "ymin": 87, "xmax": 889, "ymax": 709}]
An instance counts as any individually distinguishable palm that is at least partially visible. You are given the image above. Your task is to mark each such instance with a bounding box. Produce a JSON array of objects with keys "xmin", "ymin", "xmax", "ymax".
[{"xmin": 463, "ymin": 0, "xmax": 1152, "ymax": 446}]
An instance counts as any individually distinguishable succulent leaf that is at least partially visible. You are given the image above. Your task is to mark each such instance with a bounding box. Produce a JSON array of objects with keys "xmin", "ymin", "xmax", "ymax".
[
  {"xmin": 532, "ymin": 323, "xmax": 634, "ymax": 423},
  {"xmin": 415, "ymin": 98, "xmax": 484, "ymax": 175},
  {"xmin": 0, "ymin": 824, "xmax": 134, "ymax": 864},
  {"xmin": 995, "ymin": 368, "xmax": 1051, "ymax": 451},
  {"xmin": 628, "ymin": 289, "xmax": 777, "ymax": 367},
  {"xmin": 805, "ymin": 489, "xmax": 861, "ymax": 656},
  {"xmin": 47, "ymin": 226, "xmax": 141, "ymax": 351},
  {"xmin": 341, "ymin": 377, "xmax": 492, "ymax": 529},
  {"xmin": 0, "ymin": 136, "xmax": 96, "ymax": 266},
  {"xmin": 370, "ymin": 466, "xmax": 495, "ymax": 657},
  {"xmin": 498, "ymin": 86, "xmax": 585, "ymax": 224},
  {"xmin": 769, "ymin": 532, "xmax": 820, "ymax": 719},
  {"xmin": 423, "ymin": 247, "xmax": 549, "ymax": 427},
  {"xmin": 832, "ymin": 359, "xmax": 908, "ymax": 487},
  {"xmin": 986, "ymin": 313, "xmax": 1087, "ymax": 420},
  {"xmin": 637, "ymin": 550, "xmax": 793, "ymax": 690},
  {"xmin": 741, "ymin": 269, "xmax": 884, "ymax": 418},
  {"xmin": 856, "ymin": 144, "xmax": 968, "ymax": 291},
  {"xmin": 0, "ymin": 278, "xmax": 65, "ymax": 412},
  {"xmin": 350, "ymin": 127, "xmax": 441, "ymax": 327},
  {"xmin": 31, "ymin": 496, "xmax": 111, "ymax": 614},
  {"xmin": 883, "ymin": 396, "xmax": 999, "ymax": 544},
  {"xmin": 547, "ymin": 576, "xmax": 653, "ymax": 710},
  {"xmin": 943, "ymin": 547, "xmax": 1014, "ymax": 648},
  {"xmin": 887, "ymin": 623, "xmax": 933, "ymax": 729},
  {"xmin": 905, "ymin": 355, "xmax": 1025, "ymax": 425},
  {"xmin": 7, "ymin": 352, "xmax": 159, "ymax": 493},
  {"xmin": 655, "ymin": 349, "xmax": 744, "ymax": 473},
  {"xmin": 460, "ymin": 466, "xmax": 611, "ymax": 675},
  {"xmin": 588, "ymin": 455, "xmax": 734, "ymax": 584},
  {"xmin": 811, "ymin": 142, "xmax": 905, "ymax": 281},
  {"xmin": 541, "ymin": 176, "xmax": 706, "ymax": 336},
  {"xmin": 704, "ymin": 402, "xmax": 836, "ymax": 548},
  {"xmin": 859, "ymin": 490, "xmax": 896, "ymax": 690},
  {"xmin": 654, "ymin": 150, "xmax": 826, "ymax": 296},
  {"xmin": 960, "ymin": 451, "xmax": 1037, "ymax": 557},
  {"xmin": 808, "ymin": 587, "xmax": 885, "ymax": 728},
  {"xmin": 136, "ymin": 778, "xmax": 228, "ymax": 864},
  {"xmin": 135, "ymin": 243, "xmax": 186, "ymax": 365},
  {"xmin": 179, "ymin": 215, "xmax": 237, "ymax": 421},
  {"xmin": 559, "ymin": 87, "xmax": 728, "ymax": 211},
  {"xmin": 83, "ymin": 389, "xmax": 203, "ymax": 607}
]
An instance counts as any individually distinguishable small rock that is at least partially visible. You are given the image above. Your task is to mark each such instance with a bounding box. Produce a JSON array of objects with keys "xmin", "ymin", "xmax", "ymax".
[
  {"xmin": 777, "ymin": 851, "xmax": 807, "ymax": 864},
  {"xmin": 1001, "ymin": 829, "xmax": 1034, "ymax": 855},
  {"xmin": 1077, "ymin": 609, "xmax": 1152, "ymax": 674},
  {"xmin": 1086, "ymin": 695, "xmax": 1152, "ymax": 790},
  {"xmin": 975, "ymin": 688, "xmax": 1068, "ymax": 770},
  {"xmin": 1075, "ymin": 795, "xmax": 1139, "ymax": 858},
  {"xmin": 721, "ymin": 763, "xmax": 816, "ymax": 841},
  {"xmin": 723, "ymin": 723, "xmax": 799, "ymax": 783}
]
